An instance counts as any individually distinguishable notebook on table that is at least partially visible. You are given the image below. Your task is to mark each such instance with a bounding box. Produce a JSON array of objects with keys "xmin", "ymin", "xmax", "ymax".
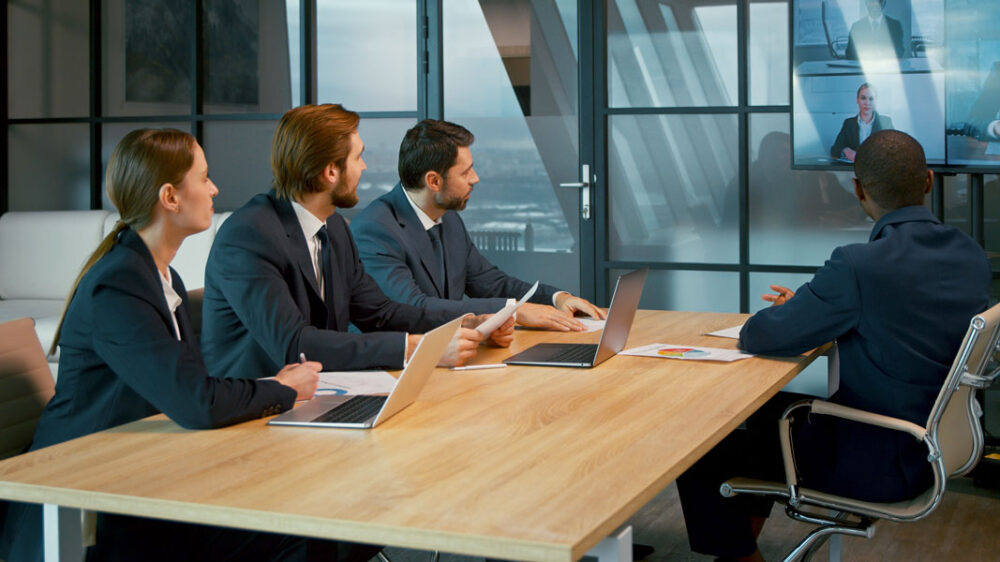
[
  {"xmin": 503, "ymin": 268, "xmax": 648, "ymax": 368},
  {"xmin": 268, "ymin": 316, "xmax": 462, "ymax": 429}
]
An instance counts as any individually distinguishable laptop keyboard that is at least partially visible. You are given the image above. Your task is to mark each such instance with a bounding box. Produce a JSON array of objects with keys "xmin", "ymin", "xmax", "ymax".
[
  {"xmin": 545, "ymin": 343, "xmax": 599, "ymax": 363},
  {"xmin": 312, "ymin": 395, "xmax": 387, "ymax": 424}
]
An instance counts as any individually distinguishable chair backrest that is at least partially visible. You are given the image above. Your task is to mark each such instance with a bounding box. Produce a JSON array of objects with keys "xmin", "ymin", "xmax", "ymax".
[
  {"xmin": 0, "ymin": 317, "xmax": 56, "ymax": 459},
  {"xmin": 927, "ymin": 302, "xmax": 1000, "ymax": 478}
]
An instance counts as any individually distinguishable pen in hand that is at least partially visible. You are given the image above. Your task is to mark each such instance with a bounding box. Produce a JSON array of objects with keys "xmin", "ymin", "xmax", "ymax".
[{"xmin": 299, "ymin": 352, "xmax": 308, "ymax": 364}]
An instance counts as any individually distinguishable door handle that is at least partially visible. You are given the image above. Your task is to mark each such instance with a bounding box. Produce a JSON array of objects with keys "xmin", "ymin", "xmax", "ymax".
[{"xmin": 558, "ymin": 164, "xmax": 591, "ymax": 220}]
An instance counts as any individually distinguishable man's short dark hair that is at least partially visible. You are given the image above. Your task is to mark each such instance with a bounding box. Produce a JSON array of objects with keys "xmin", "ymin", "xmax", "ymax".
[
  {"xmin": 398, "ymin": 120, "xmax": 474, "ymax": 190},
  {"xmin": 854, "ymin": 130, "xmax": 927, "ymax": 210}
]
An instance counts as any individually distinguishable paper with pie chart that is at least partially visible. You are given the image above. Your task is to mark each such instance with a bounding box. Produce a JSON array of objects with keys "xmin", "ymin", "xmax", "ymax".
[{"xmin": 620, "ymin": 343, "xmax": 752, "ymax": 362}]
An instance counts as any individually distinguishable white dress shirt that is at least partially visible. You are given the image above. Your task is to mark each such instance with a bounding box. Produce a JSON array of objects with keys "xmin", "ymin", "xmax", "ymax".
[
  {"xmin": 158, "ymin": 268, "xmax": 182, "ymax": 341},
  {"xmin": 291, "ymin": 200, "xmax": 327, "ymax": 301}
]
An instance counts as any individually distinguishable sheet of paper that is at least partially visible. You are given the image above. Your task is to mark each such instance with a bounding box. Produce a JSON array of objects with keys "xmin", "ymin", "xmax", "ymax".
[
  {"xmin": 577, "ymin": 318, "xmax": 606, "ymax": 333},
  {"xmin": 476, "ymin": 281, "xmax": 539, "ymax": 337},
  {"xmin": 315, "ymin": 371, "xmax": 397, "ymax": 396},
  {"xmin": 705, "ymin": 324, "xmax": 743, "ymax": 339},
  {"xmin": 620, "ymin": 343, "xmax": 753, "ymax": 362}
]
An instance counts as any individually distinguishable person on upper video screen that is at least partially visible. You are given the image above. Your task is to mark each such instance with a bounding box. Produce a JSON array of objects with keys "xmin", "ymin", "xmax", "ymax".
[
  {"xmin": 831, "ymin": 83, "xmax": 894, "ymax": 162},
  {"xmin": 949, "ymin": 61, "xmax": 1000, "ymax": 142},
  {"xmin": 844, "ymin": 0, "xmax": 905, "ymax": 61}
]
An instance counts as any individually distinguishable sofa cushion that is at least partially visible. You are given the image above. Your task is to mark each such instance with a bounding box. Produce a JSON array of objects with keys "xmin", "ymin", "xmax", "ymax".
[{"xmin": 0, "ymin": 211, "xmax": 111, "ymax": 300}]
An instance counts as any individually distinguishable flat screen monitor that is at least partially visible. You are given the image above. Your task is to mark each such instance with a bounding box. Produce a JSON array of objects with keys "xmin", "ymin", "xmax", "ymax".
[{"xmin": 792, "ymin": 0, "xmax": 1000, "ymax": 171}]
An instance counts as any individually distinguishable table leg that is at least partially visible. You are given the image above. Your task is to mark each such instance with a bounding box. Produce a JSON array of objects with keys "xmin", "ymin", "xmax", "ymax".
[
  {"xmin": 585, "ymin": 525, "xmax": 633, "ymax": 562},
  {"xmin": 43, "ymin": 504, "xmax": 85, "ymax": 562}
]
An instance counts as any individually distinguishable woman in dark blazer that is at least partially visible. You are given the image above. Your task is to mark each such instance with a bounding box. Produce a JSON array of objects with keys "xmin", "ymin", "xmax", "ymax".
[
  {"xmin": 830, "ymin": 83, "xmax": 894, "ymax": 162},
  {"xmin": 0, "ymin": 129, "xmax": 330, "ymax": 562}
]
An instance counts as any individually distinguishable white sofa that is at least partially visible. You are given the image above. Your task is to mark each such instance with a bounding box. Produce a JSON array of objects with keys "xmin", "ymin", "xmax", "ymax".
[{"xmin": 0, "ymin": 210, "xmax": 231, "ymax": 375}]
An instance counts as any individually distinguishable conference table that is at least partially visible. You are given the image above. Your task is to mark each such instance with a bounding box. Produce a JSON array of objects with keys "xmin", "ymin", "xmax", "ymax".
[{"xmin": 0, "ymin": 310, "xmax": 829, "ymax": 562}]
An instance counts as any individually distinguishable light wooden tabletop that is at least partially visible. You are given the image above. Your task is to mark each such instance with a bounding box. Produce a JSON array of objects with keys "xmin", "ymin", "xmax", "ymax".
[{"xmin": 0, "ymin": 310, "xmax": 826, "ymax": 561}]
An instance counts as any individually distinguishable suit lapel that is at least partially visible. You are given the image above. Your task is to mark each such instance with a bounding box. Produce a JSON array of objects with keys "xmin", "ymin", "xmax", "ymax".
[
  {"xmin": 271, "ymin": 192, "xmax": 324, "ymax": 302},
  {"xmin": 322, "ymin": 217, "xmax": 343, "ymax": 331},
  {"xmin": 119, "ymin": 229, "xmax": 184, "ymax": 338},
  {"xmin": 388, "ymin": 184, "xmax": 447, "ymax": 298}
]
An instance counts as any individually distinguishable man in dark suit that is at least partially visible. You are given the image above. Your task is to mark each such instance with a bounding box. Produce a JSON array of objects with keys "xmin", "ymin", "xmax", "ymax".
[
  {"xmin": 202, "ymin": 105, "xmax": 511, "ymax": 380},
  {"xmin": 830, "ymin": 83, "xmax": 893, "ymax": 162},
  {"xmin": 350, "ymin": 119, "xmax": 604, "ymax": 331},
  {"xmin": 844, "ymin": 0, "xmax": 905, "ymax": 61},
  {"xmin": 676, "ymin": 130, "xmax": 990, "ymax": 561}
]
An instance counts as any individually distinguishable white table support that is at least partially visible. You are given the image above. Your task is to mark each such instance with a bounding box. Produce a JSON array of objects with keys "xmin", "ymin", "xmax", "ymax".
[
  {"xmin": 43, "ymin": 504, "xmax": 85, "ymax": 562},
  {"xmin": 585, "ymin": 525, "xmax": 633, "ymax": 562}
]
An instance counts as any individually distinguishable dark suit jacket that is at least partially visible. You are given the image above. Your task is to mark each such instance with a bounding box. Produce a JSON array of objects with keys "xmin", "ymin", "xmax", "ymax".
[
  {"xmin": 0, "ymin": 227, "xmax": 295, "ymax": 562},
  {"xmin": 739, "ymin": 205, "xmax": 990, "ymax": 500},
  {"xmin": 349, "ymin": 184, "xmax": 561, "ymax": 316},
  {"xmin": 845, "ymin": 14, "xmax": 905, "ymax": 60},
  {"xmin": 829, "ymin": 112, "xmax": 894, "ymax": 159},
  {"xmin": 202, "ymin": 191, "xmax": 456, "ymax": 378}
]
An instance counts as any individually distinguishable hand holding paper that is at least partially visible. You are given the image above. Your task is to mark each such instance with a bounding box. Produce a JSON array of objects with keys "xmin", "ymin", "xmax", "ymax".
[{"xmin": 475, "ymin": 281, "xmax": 539, "ymax": 337}]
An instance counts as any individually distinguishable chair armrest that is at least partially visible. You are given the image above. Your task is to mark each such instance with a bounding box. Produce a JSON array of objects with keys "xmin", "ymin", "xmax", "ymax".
[
  {"xmin": 806, "ymin": 400, "xmax": 927, "ymax": 441},
  {"xmin": 774, "ymin": 400, "xmax": 927, "ymax": 505}
]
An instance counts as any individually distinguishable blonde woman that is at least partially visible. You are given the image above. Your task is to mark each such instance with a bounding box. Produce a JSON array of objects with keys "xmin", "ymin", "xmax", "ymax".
[{"xmin": 0, "ymin": 129, "xmax": 336, "ymax": 561}]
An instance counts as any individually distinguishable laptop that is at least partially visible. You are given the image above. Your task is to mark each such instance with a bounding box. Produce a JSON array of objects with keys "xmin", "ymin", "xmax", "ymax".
[
  {"xmin": 503, "ymin": 268, "xmax": 648, "ymax": 368},
  {"xmin": 268, "ymin": 316, "xmax": 462, "ymax": 429}
]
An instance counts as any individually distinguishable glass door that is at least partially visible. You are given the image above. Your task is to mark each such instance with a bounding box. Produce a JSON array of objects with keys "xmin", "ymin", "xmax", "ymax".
[{"xmin": 441, "ymin": 0, "xmax": 590, "ymax": 298}]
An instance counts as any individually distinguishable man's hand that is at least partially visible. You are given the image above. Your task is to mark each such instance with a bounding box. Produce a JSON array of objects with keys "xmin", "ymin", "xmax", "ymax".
[
  {"xmin": 516, "ymin": 302, "xmax": 585, "ymax": 332},
  {"xmin": 842, "ymin": 147, "xmax": 857, "ymax": 162},
  {"xmin": 761, "ymin": 284, "xmax": 795, "ymax": 306},
  {"xmin": 553, "ymin": 292, "xmax": 607, "ymax": 320},
  {"xmin": 459, "ymin": 313, "xmax": 515, "ymax": 347},
  {"xmin": 274, "ymin": 361, "xmax": 322, "ymax": 401},
  {"xmin": 438, "ymin": 328, "xmax": 483, "ymax": 367}
]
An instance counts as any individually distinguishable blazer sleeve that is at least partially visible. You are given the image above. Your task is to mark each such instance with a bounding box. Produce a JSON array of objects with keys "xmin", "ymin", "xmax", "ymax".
[
  {"xmin": 739, "ymin": 246, "xmax": 861, "ymax": 356},
  {"xmin": 335, "ymin": 218, "xmax": 459, "ymax": 336},
  {"xmin": 353, "ymin": 214, "xmax": 507, "ymax": 316},
  {"xmin": 209, "ymin": 215, "xmax": 411, "ymax": 372},
  {"xmin": 89, "ymin": 273, "xmax": 295, "ymax": 429},
  {"xmin": 454, "ymin": 219, "xmax": 562, "ymax": 306}
]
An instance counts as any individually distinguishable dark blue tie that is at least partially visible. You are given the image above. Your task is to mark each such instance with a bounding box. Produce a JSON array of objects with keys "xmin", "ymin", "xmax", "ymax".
[
  {"xmin": 318, "ymin": 225, "xmax": 336, "ymax": 329},
  {"xmin": 427, "ymin": 224, "xmax": 447, "ymax": 298}
]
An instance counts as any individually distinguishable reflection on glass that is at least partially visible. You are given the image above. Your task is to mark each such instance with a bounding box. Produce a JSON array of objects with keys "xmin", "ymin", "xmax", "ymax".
[
  {"xmin": 986, "ymin": 176, "xmax": 1000, "ymax": 268},
  {"xmin": 748, "ymin": 113, "xmax": 870, "ymax": 266},
  {"xmin": 612, "ymin": 269, "xmax": 739, "ymax": 312},
  {"xmin": 10, "ymin": 0, "xmax": 89, "ymax": 118},
  {"xmin": 443, "ymin": 1, "xmax": 580, "ymax": 294},
  {"xmin": 286, "ymin": 0, "xmax": 301, "ymax": 106},
  {"xmin": 609, "ymin": 114, "xmax": 739, "ymax": 264},
  {"xmin": 202, "ymin": 121, "xmax": 278, "ymax": 211},
  {"xmin": 942, "ymin": 175, "xmax": 970, "ymax": 236},
  {"xmin": 102, "ymin": 0, "xmax": 193, "ymax": 116},
  {"xmin": 9, "ymin": 125, "xmax": 91, "ymax": 211},
  {"xmin": 608, "ymin": 0, "xmax": 737, "ymax": 108},
  {"xmin": 203, "ymin": 1, "xmax": 294, "ymax": 114},
  {"xmin": 102, "ymin": 122, "xmax": 189, "ymax": 210},
  {"xmin": 339, "ymin": 118, "xmax": 417, "ymax": 223},
  {"xmin": 749, "ymin": 1, "xmax": 789, "ymax": 106},
  {"xmin": 316, "ymin": 1, "xmax": 416, "ymax": 112}
]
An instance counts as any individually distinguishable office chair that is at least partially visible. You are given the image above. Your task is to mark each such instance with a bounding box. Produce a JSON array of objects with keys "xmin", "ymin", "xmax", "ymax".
[
  {"xmin": 720, "ymin": 302, "xmax": 1000, "ymax": 562},
  {"xmin": 0, "ymin": 318, "xmax": 96, "ymax": 556}
]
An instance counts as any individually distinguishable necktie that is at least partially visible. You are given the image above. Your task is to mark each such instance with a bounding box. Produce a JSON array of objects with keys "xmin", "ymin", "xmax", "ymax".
[
  {"xmin": 318, "ymin": 225, "xmax": 337, "ymax": 329},
  {"xmin": 427, "ymin": 224, "xmax": 447, "ymax": 298}
]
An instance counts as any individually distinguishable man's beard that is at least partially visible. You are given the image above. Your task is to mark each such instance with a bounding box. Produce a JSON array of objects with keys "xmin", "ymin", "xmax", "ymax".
[
  {"xmin": 330, "ymin": 176, "xmax": 359, "ymax": 208},
  {"xmin": 434, "ymin": 189, "xmax": 468, "ymax": 211}
]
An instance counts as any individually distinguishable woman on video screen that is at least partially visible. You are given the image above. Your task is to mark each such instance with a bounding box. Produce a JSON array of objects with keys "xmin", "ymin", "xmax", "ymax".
[{"xmin": 831, "ymin": 83, "xmax": 894, "ymax": 162}]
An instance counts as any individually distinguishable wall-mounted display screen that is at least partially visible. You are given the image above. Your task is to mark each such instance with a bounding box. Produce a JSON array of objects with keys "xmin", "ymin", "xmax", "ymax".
[{"xmin": 792, "ymin": 0, "xmax": 1000, "ymax": 170}]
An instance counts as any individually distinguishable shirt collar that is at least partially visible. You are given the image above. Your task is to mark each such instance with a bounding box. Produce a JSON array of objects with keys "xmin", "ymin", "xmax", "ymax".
[
  {"xmin": 869, "ymin": 205, "xmax": 939, "ymax": 242},
  {"xmin": 868, "ymin": 14, "xmax": 884, "ymax": 26},
  {"xmin": 291, "ymin": 199, "xmax": 326, "ymax": 239},
  {"xmin": 402, "ymin": 187, "xmax": 441, "ymax": 231},
  {"xmin": 158, "ymin": 268, "xmax": 182, "ymax": 339}
]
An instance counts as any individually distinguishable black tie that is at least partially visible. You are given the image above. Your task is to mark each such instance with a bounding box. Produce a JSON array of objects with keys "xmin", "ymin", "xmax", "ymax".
[
  {"xmin": 427, "ymin": 224, "xmax": 447, "ymax": 298},
  {"xmin": 318, "ymin": 225, "xmax": 336, "ymax": 329}
]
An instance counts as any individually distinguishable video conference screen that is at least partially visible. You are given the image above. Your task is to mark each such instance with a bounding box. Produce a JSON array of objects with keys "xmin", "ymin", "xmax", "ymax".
[{"xmin": 792, "ymin": 0, "xmax": 1000, "ymax": 169}]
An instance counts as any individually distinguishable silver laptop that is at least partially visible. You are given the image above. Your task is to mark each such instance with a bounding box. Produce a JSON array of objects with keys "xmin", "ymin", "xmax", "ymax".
[
  {"xmin": 503, "ymin": 268, "xmax": 648, "ymax": 368},
  {"xmin": 268, "ymin": 316, "xmax": 462, "ymax": 429}
]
